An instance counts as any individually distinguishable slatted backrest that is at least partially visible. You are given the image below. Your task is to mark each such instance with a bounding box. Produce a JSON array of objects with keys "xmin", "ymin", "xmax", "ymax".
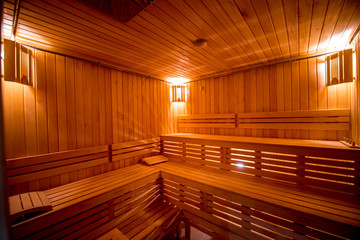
[
  {"xmin": 237, "ymin": 109, "xmax": 350, "ymax": 130},
  {"xmin": 161, "ymin": 134, "xmax": 360, "ymax": 195},
  {"xmin": 7, "ymin": 145, "xmax": 109, "ymax": 187},
  {"xmin": 111, "ymin": 138, "xmax": 161, "ymax": 163},
  {"xmin": 178, "ymin": 114, "xmax": 236, "ymax": 128}
]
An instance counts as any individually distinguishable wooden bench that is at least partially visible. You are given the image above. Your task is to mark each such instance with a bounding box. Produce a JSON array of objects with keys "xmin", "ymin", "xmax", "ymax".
[
  {"xmin": 6, "ymin": 145, "xmax": 109, "ymax": 195},
  {"xmin": 111, "ymin": 138, "xmax": 161, "ymax": 165},
  {"xmin": 237, "ymin": 109, "xmax": 350, "ymax": 130},
  {"xmin": 178, "ymin": 114, "xmax": 236, "ymax": 128},
  {"xmin": 7, "ymin": 137, "xmax": 163, "ymax": 239},
  {"xmin": 10, "ymin": 164, "xmax": 161, "ymax": 239},
  {"xmin": 7, "ymin": 137, "xmax": 161, "ymax": 195},
  {"xmin": 159, "ymin": 133, "xmax": 360, "ymax": 239}
]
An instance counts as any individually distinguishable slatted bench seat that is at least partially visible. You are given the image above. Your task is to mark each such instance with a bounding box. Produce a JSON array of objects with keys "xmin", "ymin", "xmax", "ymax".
[
  {"xmin": 10, "ymin": 164, "xmax": 161, "ymax": 240},
  {"xmin": 159, "ymin": 133, "xmax": 360, "ymax": 240},
  {"xmin": 98, "ymin": 200, "xmax": 182, "ymax": 240}
]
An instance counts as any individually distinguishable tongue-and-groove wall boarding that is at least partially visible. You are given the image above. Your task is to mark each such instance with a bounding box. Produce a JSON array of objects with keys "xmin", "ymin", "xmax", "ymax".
[
  {"xmin": 2, "ymin": 49, "xmax": 176, "ymax": 160},
  {"xmin": 182, "ymin": 56, "xmax": 352, "ymax": 141}
]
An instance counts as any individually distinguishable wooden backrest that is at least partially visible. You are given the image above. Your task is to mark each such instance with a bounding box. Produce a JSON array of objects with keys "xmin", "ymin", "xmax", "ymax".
[
  {"xmin": 161, "ymin": 134, "xmax": 360, "ymax": 195},
  {"xmin": 111, "ymin": 138, "xmax": 161, "ymax": 163},
  {"xmin": 178, "ymin": 109, "xmax": 350, "ymax": 131},
  {"xmin": 7, "ymin": 145, "xmax": 109, "ymax": 189},
  {"xmin": 7, "ymin": 137, "xmax": 162, "ymax": 195},
  {"xmin": 237, "ymin": 109, "xmax": 350, "ymax": 130},
  {"xmin": 177, "ymin": 114, "xmax": 236, "ymax": 128}
]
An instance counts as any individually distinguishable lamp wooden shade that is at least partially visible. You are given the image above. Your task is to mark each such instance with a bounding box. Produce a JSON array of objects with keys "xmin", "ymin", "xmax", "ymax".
[
  {"xmin": 171, "ymin": 84, "xmax": 186, "ymax": 102},
  {"xmin": 325, "ymin": 49, "xmax": 353, "ymax": 86}
]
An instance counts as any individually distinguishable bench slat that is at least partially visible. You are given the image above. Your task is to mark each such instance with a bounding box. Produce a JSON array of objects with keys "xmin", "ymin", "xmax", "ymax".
[{"xmin": 156, "ymin": 162, "xmax": 360, "ymax": 238}]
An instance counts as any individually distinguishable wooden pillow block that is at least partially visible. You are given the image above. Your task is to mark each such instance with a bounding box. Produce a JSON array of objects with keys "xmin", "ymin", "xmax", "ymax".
[
  {"xmin": 142, "ymin": 155, "xmax": 168, "ymax": 165},
  {"xmin": 9, "ymin": 191, "xmax": 52, "ymax": 223}
]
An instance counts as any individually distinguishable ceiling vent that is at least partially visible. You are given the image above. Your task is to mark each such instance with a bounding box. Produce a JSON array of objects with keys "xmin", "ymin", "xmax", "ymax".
[{"xmin": 77, "ymin": 0, "xmax": 156, "ymax": 23}]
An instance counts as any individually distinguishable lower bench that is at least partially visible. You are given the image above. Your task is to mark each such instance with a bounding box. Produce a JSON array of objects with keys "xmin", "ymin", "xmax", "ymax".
[
  {"xmin": 10, "ymin": 161, "xmax": 360, "ymax": 239},
  {"xmin": 10, "ymin": 164, "xmax": 161, "ymax": 239},
  {"xmin": 153, "ymin": 161, "xmax": 360, "ymax": 240}
]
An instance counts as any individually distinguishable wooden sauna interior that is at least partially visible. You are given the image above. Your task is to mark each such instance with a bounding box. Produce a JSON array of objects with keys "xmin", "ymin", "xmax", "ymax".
[{"xmin": 1, "ymin": 0, "xmax": 360, "ymax": 239}]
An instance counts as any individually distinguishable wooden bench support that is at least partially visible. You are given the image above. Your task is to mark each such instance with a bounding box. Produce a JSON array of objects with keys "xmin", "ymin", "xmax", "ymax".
[{"xmin": 97, "ymin": 200, "xmax": 182, "ymax": 240}]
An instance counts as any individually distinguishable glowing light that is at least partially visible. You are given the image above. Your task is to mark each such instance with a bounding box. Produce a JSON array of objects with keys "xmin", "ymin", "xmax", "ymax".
[
  {"xmin": 235, "ymin": 163, "xmax": 244, "ymax": 168},
  {"xmin": 171, "ymin": 84, "xmax": 186, "ymax": 102},
  {"xmin": 167, "ymin": 77, "xmax": 189, "ymax": 84}
]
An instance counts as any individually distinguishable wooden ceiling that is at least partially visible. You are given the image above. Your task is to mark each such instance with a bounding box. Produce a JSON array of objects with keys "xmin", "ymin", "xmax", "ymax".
[{"xmin": 3, "ymin": 0, "xmax": 360, "ymax": 81}]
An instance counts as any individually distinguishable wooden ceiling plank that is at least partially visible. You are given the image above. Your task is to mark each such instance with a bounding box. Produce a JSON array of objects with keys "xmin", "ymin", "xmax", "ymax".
[
  {"xmin": 3, "ymin": 1, "xmax": 15, "ymax": 38},
  {"xmin": 21, "ymin": 0, "xmax": 210, "ymax": 79},
  {"xmin": 164, "ymin": 0, "xmax": 255, "ymax": 74},
  {"xmin": 266, "ymin": 0, "xmax": 291, "ymax": 59},
  {"xmin": 220, "ymin": 0, "xmax": 268, "ymax": 63},
  {"xmin": 340, "ymin": 4, "xmax": 360, "ymax": 45},
  {"xmin": 135, "ymin": 6, "xmax": 231, "ymax": 71},
  {"xmin": 201, "ymin": 0, "xmax": 259, "ymax": 64},
  {"xmin": 58, "ymin": 0, "xmax": 227, "ymax": 76},
  {"xmin": 308, "ymin": 0, "xmax": 330, "ymax": 53},
  {"xmin": 17, "ymin": 11, "xmax": 205, "ymax": 79},
  {"xmin": 233, "ymin": 0, "xmax": 274, "ymax": 60},
  {"xmin": 131, "ymin": 14, "xmax": 225, "ymax": 74},
  {"xmin": 16, "ymin": 26, "xmax": 194, "ymax": 80},
  {"xmin": 21, "ymin": 0, "xmax": 205, "ymax": 73},
  {"xmin": 317, "ymin": 0, "xmax": 346, "ymax": 51},
  {"xmin": 15, "ymin": 30, "xmax": 167, "ymax": 76},
  {"xmin": 17, "ymin": 13, "xmax": 174, "ymax": 67},
  {"xmin": 178, "ymin": 0, "xmax": 251, "ymax": 65},
  {"xmin": 4, "ymin": 0, "xmax": 359, "ymax": 80},
  {"xmin": 25, "ymin": 39, "xmax": 192, "ymax": 80},
  {"xmin": 298, "ymin": 0, "xmax": 314, "ymax": 55},
  {"xmin": 249, "ymin": 0, "xmax": 283, "ymax": 59},
  {"xmin": 16, "ymin": 24, "xmax": 194, "ymax": 78},
  {"xmin": 326, "ymin": 0, "xmax": 360, "ymax": 50},
  {"xmin": 183, "ymin": 0, "xmax": 252, "ymax": 68},
  {"xmin": 163, "ymin": 0, "xmax": 242, "ymax": 63},
  {"xmin": 25, "ymin": 0, "xmax": 204, "ymax": 79},
  {"xmin": 155, "ymin": 0, "xmax": 236, "ymax": 65},
  {"xmin": 283, "ymin": 0, "xmax": 299, "ymax": 57}
]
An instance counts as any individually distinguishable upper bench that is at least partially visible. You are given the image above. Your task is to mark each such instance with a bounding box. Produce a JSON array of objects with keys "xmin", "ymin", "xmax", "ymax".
[
  {"xmin": 160, "ymin": 133, "xmax": 360, "ymax": 239},
  {"xmin": 161, "ymin": 133, "xmax": 360, "ymax": 195}
]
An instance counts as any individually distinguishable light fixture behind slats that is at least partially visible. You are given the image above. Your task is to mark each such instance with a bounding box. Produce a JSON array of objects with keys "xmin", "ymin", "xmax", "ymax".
[{"xmin": 171, "ymin": 84, "xmax": 186, "ymax": 102}]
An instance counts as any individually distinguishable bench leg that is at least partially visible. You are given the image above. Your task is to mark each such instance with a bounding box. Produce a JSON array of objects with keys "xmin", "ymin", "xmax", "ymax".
[{"xmin": 185, "ymin": 219, "xmax": 191, "ymax": 239}]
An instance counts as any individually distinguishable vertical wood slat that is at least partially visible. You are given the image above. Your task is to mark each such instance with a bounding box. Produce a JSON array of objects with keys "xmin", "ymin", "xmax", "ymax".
[
  {"xmin": 3, "ymin": 47, "xmax": 175, "ymax": 185},
  {"xmin": 185, "ymin": 56, "xmax": 350, "ymax": 141}
]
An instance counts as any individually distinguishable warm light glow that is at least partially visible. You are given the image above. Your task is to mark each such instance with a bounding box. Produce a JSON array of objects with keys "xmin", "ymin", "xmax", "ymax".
[
  {"xmin": 235, "ymin": 163, "xmax": 244, "ymax": 168},
  {"xmin": 167, "ymin": 77, "xmax": 189, "ymax": 84},
  {"xmin": 327, "ymin": 29, "xmax": 353, "ymax": 50}
]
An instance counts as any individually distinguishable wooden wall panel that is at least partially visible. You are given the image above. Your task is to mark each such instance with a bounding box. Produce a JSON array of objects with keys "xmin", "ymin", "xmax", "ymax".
[
  {"xmin": 182, "ymin": 56, "xmax": 351, "ymax": 140},
  {"xmin": 352, "ymin": 34, "xmax": 360, "ymax": 146},
  {"xmin": 2, "ymin": 50, "xmax": 174, "ymax": 160}
]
